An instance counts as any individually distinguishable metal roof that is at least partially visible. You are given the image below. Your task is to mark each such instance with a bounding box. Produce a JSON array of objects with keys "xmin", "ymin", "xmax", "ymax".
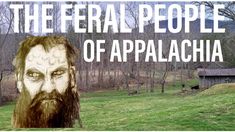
[{"xmin": 198, "ymin": 68, "xmax": 235, "ymax": 76}]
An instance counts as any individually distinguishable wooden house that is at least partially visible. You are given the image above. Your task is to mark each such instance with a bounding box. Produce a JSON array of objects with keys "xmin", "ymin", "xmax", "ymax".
[{"xmin": 198, "ymin": 68, "xmax": 235, "ymax": 88}]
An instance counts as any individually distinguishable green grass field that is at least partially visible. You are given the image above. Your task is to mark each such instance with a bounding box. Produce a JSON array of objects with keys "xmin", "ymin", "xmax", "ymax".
[{"xmin": 0, "ymin": 80, "xmax": 235, "ymax": 130}]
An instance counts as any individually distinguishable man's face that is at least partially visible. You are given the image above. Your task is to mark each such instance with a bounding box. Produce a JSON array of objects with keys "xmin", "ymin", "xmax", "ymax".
[
  {"xmin": 13, "ymin": 40, "xmax": 81, "ymax": 128},
  {"xmin": 23, "ymin": 44, "xmax": 69, "ymax": 99}
]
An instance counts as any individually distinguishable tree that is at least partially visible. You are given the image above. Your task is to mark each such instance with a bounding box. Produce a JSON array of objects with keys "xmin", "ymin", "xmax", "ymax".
[
  {"xmin": 197, "ymin": 2, "xmax": 235, "ymax": 21},
  {"xmin": 0, "ymin": 2, "xmax": 15, "ymax": 105}
]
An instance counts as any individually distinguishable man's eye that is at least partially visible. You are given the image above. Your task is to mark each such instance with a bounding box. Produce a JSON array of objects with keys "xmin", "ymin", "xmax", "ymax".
[
  {"xmin": 52, "ymin": 70, "xmax": 65, "ymax": 77},
  {"xmin": 27, "ymin": 72, "xmax": 42, "ymax": 81}
]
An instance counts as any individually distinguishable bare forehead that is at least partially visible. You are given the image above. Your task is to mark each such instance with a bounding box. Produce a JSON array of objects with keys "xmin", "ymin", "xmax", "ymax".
[
  {"xmin": 29, "ymin": 44, "xmax": 66, "ymax": 54},
  {"xmin": 25, "ymin": 44, "xmax": 68, "ymax": 67}
]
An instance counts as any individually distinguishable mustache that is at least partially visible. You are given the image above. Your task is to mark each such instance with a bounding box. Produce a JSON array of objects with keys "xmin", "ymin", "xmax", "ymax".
[{"xmin": 30, "ymin": 89, "xmax": 64, "ymax": 108}]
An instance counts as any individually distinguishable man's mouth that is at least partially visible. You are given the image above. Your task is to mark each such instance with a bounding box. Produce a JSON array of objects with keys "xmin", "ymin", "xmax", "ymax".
[
  {"xmin": 41, "ymin": 98, "xmax": 63, "ymax": 104},
  {"xmin": 41, "ymin": 99, "xmax": 58, "ymax": 108},
  {"xmin": 42, "ymin": 99, "xmax": 57, "ymax": 103},
  {"xmin": 30, "ymin": 98, "xmax": 63, "ymax": 108}
]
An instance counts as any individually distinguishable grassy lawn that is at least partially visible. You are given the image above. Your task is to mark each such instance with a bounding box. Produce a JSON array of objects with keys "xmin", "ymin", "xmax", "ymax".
[{"xmin": 0, "ymin": 80, "xmax": 235, "ymax": 130}]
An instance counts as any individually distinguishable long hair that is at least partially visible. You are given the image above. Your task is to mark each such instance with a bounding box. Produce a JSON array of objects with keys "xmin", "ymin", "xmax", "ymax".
[{"xmin": 12, "ymin": 36, "xmax": 82, "ymax": 128}]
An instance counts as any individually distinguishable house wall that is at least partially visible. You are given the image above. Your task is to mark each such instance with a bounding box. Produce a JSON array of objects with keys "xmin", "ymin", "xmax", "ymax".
[{"xmin": 199, "ymin": 76, "xmax": 235, "ymax": 88}]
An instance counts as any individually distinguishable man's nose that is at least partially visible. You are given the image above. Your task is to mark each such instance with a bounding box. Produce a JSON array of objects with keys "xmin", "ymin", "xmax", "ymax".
[{"xmin": 41, "ymin": 77, "xmax": 55, "ymax": 93}]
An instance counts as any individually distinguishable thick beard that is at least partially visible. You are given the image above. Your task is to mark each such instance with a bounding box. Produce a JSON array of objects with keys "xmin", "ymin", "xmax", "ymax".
[
  {"xmin": 12, "ymin": 82, "xmax": 81, "ymax": 128},
  {"xmin": 27, "ymin": 89, "xmax": 66, "ymax": 128}
]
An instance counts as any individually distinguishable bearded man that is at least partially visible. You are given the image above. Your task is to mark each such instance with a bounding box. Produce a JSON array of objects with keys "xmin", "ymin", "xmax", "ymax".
[{"xmin": 12, "ymin": 36, "xmax": 82, "ymax": 128}]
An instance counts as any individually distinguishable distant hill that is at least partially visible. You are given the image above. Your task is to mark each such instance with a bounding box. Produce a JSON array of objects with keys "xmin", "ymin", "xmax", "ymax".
[{"xmin": 140, "ymin": 18, "xmax": 235, "ymax": 36}]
